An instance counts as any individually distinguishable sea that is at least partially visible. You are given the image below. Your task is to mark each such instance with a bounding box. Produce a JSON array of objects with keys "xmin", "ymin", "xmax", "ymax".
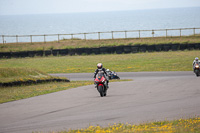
[{"xmin": 0, "ymin": 7, "xmax": 200, "ymax": 43}]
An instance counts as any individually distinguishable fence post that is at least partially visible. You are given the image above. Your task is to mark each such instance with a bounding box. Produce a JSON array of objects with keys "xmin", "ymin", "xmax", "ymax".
[
  {"xmin": 112, "ymin": 31, "xmax": 114, "ymax": 39},
  {"xmin": 193, "ymin": 28, "xmax": 196, "ymax": 36},
  {"xmin": 166, "ymin": 29, "xmax": 168, "ymax": 38},
  {"xmin": 71, "ymin": 34, "xmax": 73, "ymax": 39},
  {"xmin": 16, "ymin": 35, "xmax": 18, "ymax": 43},
  {"xmin": 180, "ymin": 29, "xmax": 181, "ymax": 37},
  {"xmin": 152, "ymin": 30, "xmax": 155, "ymax": 37},
  {"xmin": 139, "ymin": 30, "xmax": 140, "ymax": 38},
  {"xmin": 30, "ymin": 35, "xmax": 32, "ymax": 43},
  {"xmin": 2, "ymin": 35, "xmax": 4, "ymax": 44},
  {"xmin": 125, "ymin": 31, "xmax": 127, "ymax": 39},
  {"xmin": 84, "ymin": 33, "xmax": 86, "ymax": 40},
  {"xmin": 44, "ymin": 35, "xmax": 46, "ymax": 43},
  {"xmin": 58, "ymin": 34, "xmax": 60, "ymax": 43},
  {"xmin": 98, "ymin": 32, "xmax": 100, "ymax": 40}
]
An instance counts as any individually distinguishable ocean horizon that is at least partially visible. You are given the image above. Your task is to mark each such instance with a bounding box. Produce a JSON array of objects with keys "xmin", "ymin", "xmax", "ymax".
[{"xmin": 0, "ymin": 7, "xmax": 200, "ymax": 43}]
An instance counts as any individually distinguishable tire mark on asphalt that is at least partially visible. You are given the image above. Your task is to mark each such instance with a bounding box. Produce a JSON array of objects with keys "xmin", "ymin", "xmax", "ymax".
[{"xmin": 24, "ymin": 104, "xmax": 88, "ymax": 120}]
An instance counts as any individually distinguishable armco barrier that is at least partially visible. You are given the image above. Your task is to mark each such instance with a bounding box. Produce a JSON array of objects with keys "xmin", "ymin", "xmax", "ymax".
[{"xmin": 0, "ymin": 43, "xmax": 199, "ymax": 58}]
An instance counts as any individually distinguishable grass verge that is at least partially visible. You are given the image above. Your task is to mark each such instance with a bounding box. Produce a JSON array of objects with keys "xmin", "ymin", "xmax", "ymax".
[
  {"xmin": 0, "ymin": 81, "xmax": 91, "ymax": 103},
  {"xmin": 55, "ymin": 117, "xmax": 200, "ymax": 133},
  {"xmin": 0, "ymin": 79, "xmax": 131, "ymax": 103},
  {"xmin": 1, "ymin": 35, "xmax": 200, "ymax": 52},
  {"xmin": 1, "ymin": 50, "xmax": 199, "ymax": 73},
  {"xmin": 0, "ymin": 68, "xmax": 69, "ymax": 86}
]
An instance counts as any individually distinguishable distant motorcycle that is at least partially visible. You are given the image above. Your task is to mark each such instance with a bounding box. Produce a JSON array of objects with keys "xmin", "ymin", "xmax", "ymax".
[
  {"xmin": 194, "ymin": 63, "xmax": 200, "ymax": 77},
  {"xmin": 107, "ymin": 71, "xmax": 120, "ymax": 80},
  {"xmin": 94, "ymin": 72, "xmax": 108, "ymax": 97}
]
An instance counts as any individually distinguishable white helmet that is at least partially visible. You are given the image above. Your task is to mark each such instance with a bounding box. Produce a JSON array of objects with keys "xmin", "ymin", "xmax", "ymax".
[
  {"xmin": 97, "ymin": 63, "xmax": 103, "ymax": 69},
  {"xmin": 107, "ymin": 69, "xmax": 110, "ymax": 71},
  {"xmin": 195, "ymin": 57, "xmax": 199, "ymax": 61}
]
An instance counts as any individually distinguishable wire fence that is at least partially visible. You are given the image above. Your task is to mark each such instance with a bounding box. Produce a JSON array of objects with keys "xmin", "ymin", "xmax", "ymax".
[{"xmin": 1, "ymin": 27, "xmax": 200, "ymax": 44}]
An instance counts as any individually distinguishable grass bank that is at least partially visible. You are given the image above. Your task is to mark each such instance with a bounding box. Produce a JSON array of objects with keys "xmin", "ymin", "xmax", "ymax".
[
  {"xmin": 0, "ymin": 68, "xmax": 69, "ymax": 86},
  {"xmin": 1, "ymin": 50, "xmax": 199, "ymax": 73},
  {"xmin": 0, "ymin": 66, "xmax": 130, "ymax": 103},
  {"xmin": 0, "ymin": 79, "xmax": 130, "ymax": 103},
  {"xmin": 55, "ymin": 117, "xmax": 200, "ymax": 133},
  {"xmin": 0, "ymin": 81, "xmax": 90, "ymax": 103},
  {"xmin": 1, "ymin": 36, "xmax": 200, "ymax": 52}
]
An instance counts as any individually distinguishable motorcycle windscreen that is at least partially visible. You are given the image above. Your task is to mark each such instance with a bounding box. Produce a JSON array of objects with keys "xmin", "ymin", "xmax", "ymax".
[{"xmin": 97, "ymin": 73, "xmax": 104, "ymax": 80}]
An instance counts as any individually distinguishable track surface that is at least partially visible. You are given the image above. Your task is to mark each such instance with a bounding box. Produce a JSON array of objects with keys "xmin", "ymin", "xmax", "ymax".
[{"xmin": 0, "ymin": 71, "xmax": 200, "ymax": 133}]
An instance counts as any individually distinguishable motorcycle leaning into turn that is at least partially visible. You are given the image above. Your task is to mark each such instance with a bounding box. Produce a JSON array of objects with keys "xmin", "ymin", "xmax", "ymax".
[{"xmin": 108, "ymin": 71, "xmax": 120, "ymax": 80}]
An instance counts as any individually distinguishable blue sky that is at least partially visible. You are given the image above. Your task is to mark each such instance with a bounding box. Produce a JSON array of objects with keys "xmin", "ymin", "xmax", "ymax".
[{"xmin": 0, "ymin": 0, "xmax": 200, "ymax": 15}]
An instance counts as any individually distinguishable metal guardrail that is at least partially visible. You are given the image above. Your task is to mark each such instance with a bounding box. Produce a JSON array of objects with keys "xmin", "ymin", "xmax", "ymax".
[{"xmin": 1, "ymin": 27, "xmax": 200, "ymax": 44}]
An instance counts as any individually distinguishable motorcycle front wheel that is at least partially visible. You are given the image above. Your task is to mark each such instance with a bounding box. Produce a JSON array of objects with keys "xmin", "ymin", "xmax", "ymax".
[
  {"xmin": 98, "ymin": 85, "xmax": 104, "ymax": 97},
  {"xmin": 195, "ymin": 70, "xmax": 200, "ymax": 77},
  {"xmin": 196, "ymin": 73, "xmax": 199, "ymax": 77}
]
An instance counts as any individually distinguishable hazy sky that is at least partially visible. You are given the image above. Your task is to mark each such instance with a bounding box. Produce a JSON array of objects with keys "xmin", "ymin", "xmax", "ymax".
[{"xmin": 0, "ymin": 0, "xmax": 200, "ymax": 15}]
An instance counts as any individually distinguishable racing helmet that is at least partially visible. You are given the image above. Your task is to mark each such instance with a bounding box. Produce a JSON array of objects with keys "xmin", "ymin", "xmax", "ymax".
[
  {"xmin": 195, "ymin": 57, "xmax": 199, "ymax": 61},
  {"xmin": 97, "ymin": 63, "xmax": 103, "ymax": 69}
]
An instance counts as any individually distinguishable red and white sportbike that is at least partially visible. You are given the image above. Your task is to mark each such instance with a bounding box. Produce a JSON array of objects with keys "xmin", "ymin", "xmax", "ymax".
[{"xmin": 94, "ymin": 72, "xmax": 108, "ymax": 97}]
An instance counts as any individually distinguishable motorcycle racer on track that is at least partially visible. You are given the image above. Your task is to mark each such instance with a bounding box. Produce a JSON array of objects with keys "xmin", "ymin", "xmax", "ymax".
[
  {"xmin": 193, "ymin": 57, "xmax": 200, "ymax": 70},
  {"xmin": 94, "ymin": 63, "xmax": 109, "ymax": 88}
]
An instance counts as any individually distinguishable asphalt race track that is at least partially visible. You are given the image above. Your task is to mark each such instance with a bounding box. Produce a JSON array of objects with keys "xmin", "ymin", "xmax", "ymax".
[{"xmin": 0, "ymin": 72, "xmax": 200, "ymax": 133}]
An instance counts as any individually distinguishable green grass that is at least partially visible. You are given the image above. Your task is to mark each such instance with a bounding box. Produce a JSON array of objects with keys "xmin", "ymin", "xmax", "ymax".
[
  {"xmin": 0, "ymin": 79, "xmax": 130, "ymax": 103},
  {"xmin": 0, "ymin": 50, "xmax": 199, "ymax": 103},
  {"xmin": 0, "ymin": 81, "xmax": 91, "ymax": 103},
  {"xmin": 55, "ymin": 117, "xmax": 200, "ymax": 133},
  {"xmin": 1, "ymin": 50, "xmax": 199, "ymax": 132},
  {"xmin": 0, "ymin": 50, "xmax": 199, "ymax": 73},
  {"xmin": 1, "ymin": 35, "xmax": 200, "ymax": 52},
  {"xmin": 0, "ymin": 64, "xmax": 130, "ymax": 103},
  {"xmin": 0, "ymin": 67, "xmax": 68, "ymax": 83}
]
